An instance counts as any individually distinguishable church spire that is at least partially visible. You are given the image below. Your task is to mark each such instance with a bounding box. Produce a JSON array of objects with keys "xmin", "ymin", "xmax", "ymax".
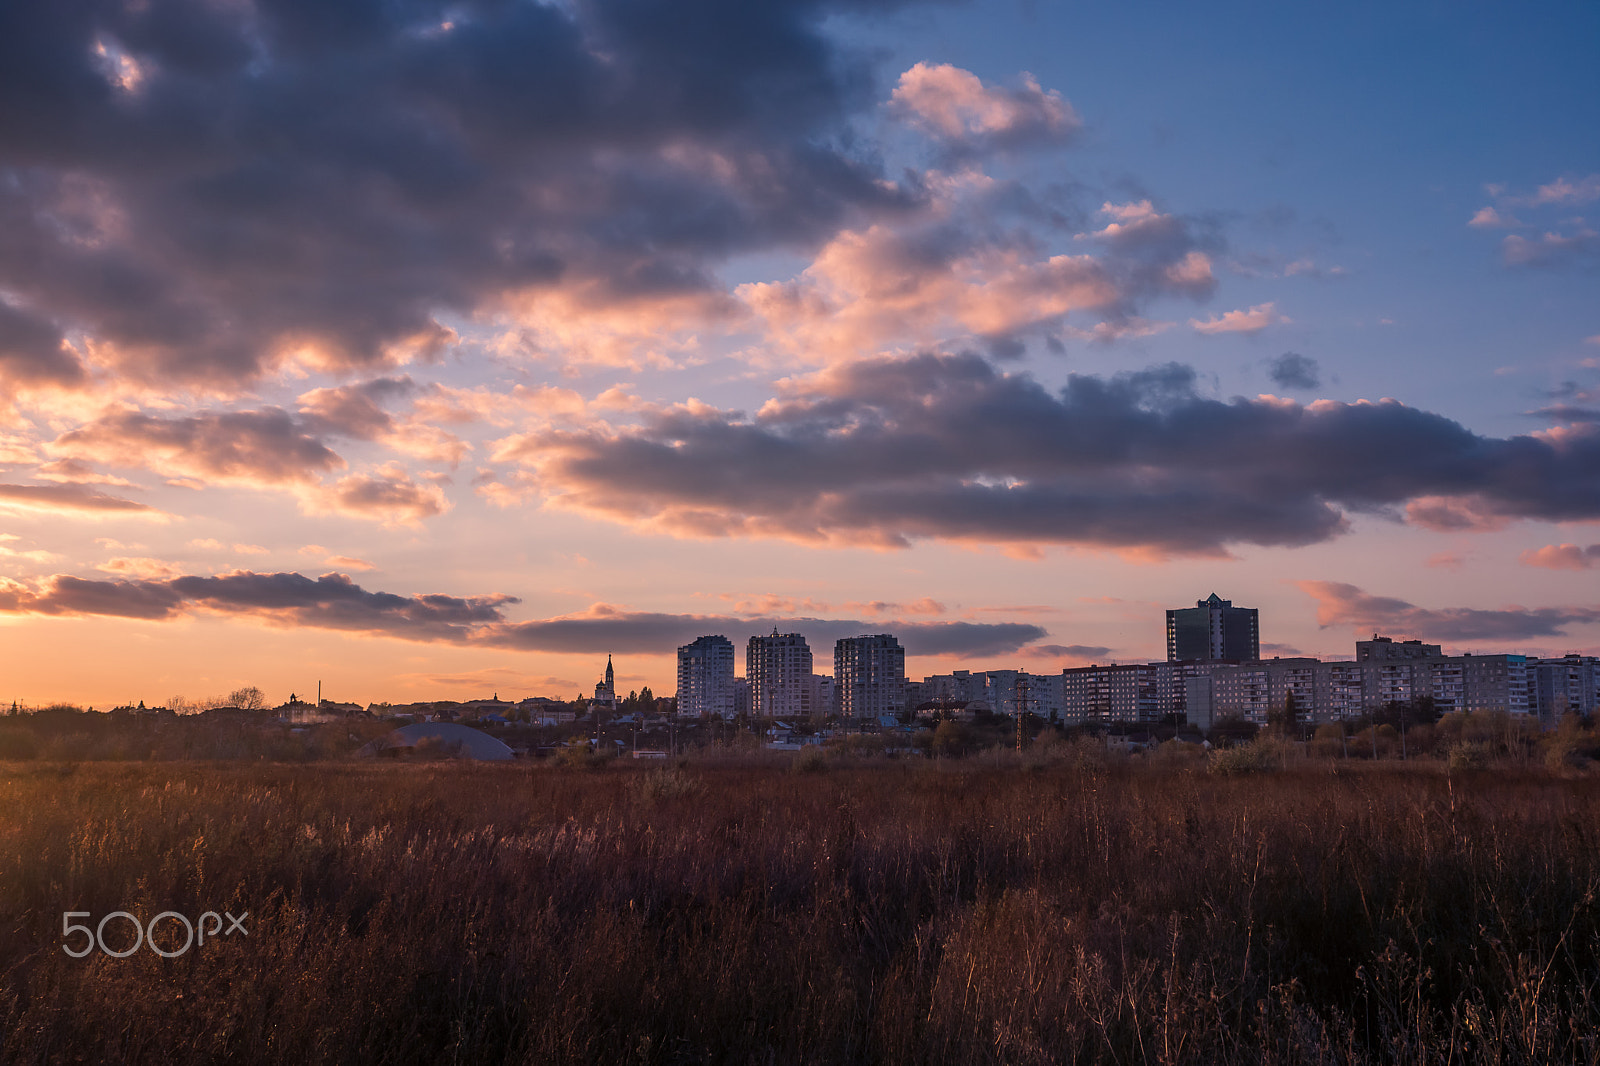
[{"xmin": 605, "ymin": 653, "xmax": 613, "ymax": 686}]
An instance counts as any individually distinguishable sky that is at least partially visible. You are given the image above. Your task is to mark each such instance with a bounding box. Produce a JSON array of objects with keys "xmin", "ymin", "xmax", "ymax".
[{"xmin": 1, "ymin": 0, "xmax": 1596, "ymax": 709}]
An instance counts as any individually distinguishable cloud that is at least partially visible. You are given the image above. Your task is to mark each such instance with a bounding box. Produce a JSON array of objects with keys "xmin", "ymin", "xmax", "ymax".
[
  {"xmin": 0, "ymin": 301, "xmax": 84, "ymax": 389},
  {"xmin": 889, "ymin": 63, "xmax": 1081, "ymax": 152},
  {"xmin": 0, "ymin": 569, "xmax": 1046, "ymax": 658},
  {"xmin": 326, "ymin": 555, "xmax": 377, "ymax": 572},
  {"xmin": 740, "ymin": 220, "xmax": 1120, "ymax": 360},
  {"xmin": 1191, "ymin": 302, "xmax": 1288, "ymax": 335},
  {"xmin": 1502, "ymin": 229, "xmax": 1600, "ymax": 269},
  {"xmin": 0, "ymin": 571, "xmax": 515, "ymax": 639},
  {"xmin": 1015, "ymin": 643, "xmax": 1110, "ymax": 662},
  {"xmin": 1475, "ymin": 176, "xmax": 1600, "ymax": 270},
  {"xmin": 1527, "ymin": 174, "xmax": 1600, "ymax": 207},
  {"xmin": 0, "ymin": 481, "xmax": 157, "ymax": 516},
  {"xmin": 95, "ymin": 556, "xmax": 183, "ymax": 580},
  {"xmin": 1468, "ymin": 206, "xmax": 1516, "ymax": 229},
  {"xmin": 51, "ymin": 408, "xmax": 344, "ymax": 486},
  {"xmin": 316, "ymin": 463, "xmax": 450, "ymax": 527},
  {"xmin": 32, "ymin": 458, "xmax": 137, "ymax": 486},
  {"xmin": 1282, "ymin": 258, "xmax": 1347, "ymax": 280},
  {"xmin": 1298, "ymin": 580, "xmax": 1600, "ymax": 642},
  {"xmin": 0, "ymin": 538, "xmax": 61, "ymax": 565},
  {"xmin": 1530, "ymin": 405, "xmax": 1600, "ymax": 424},
  {"xmin": 1268, "ymin": 352, "xmax": 1320, "ymax": 390},
  {"xmin": 493, "ymin": 352, "xmax": 1600, "ymax": 556},
  {"xmin": 741, "ymin": 193, "xmax": 1220, "ymax": 361},
  {"xmin": 0, "ymin": 0, "xmax": 919, "ymax": 388},
  {"xmin": 297, "ymin": 376, "xmax": 469, "ymax": 464},
  {"xmin": 1520, "ymin": 543, "xmax": 1600, "ymax": 570},
  {"xmin": 480, "ymin": 604, "xmax": 1048, "ymax": 658}
]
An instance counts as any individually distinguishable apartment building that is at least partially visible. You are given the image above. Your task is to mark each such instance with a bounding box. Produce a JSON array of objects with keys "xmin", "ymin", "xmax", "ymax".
[
  {"xmin": 676, "ymin": 635, "xmax": 736, "ymax": 718},
  {"xmin": 835, "ymin": 635, "xmax": 905, "ymax": 719},
  {"xmin": 746, "ymin": 630, "xmax": 815, "ymax": 718}
]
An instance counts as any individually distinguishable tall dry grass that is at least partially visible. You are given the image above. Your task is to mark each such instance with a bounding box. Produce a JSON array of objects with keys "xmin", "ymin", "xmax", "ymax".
[{"xmin": 1, "ymin": 760, "xmax": 1598, "ymax": 1063}]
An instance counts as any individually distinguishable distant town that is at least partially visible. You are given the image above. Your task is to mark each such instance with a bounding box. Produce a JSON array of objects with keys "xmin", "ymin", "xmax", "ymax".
[{"xmin": 25, "ymin": 593, "xmax": 1595, "ymax": 742}]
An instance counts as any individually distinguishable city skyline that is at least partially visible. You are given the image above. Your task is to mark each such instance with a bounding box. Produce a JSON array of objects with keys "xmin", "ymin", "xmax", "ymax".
[{"xmin": 1, "ymin": 1, "xmax": 1597, "ymax": 707}]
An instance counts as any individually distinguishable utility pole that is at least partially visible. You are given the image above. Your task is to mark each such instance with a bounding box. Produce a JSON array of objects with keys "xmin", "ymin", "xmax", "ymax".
[{"xmin": 1015, "ymin": 674, "xmax": 1032, "ymax": 752}]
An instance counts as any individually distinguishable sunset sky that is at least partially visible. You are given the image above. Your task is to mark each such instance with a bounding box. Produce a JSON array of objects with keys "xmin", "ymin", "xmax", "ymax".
[{"xmin": 1, "ymin": 0, "xmax": 1597, "ymax": 708}]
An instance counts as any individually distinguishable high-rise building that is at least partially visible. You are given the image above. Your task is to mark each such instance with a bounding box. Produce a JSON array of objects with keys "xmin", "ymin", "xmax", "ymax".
[
  {"xmin": 1166, "ymin": 594, "xmax": 1259, "ymax": 662},
  {"xmin": 835, "ymin": 634, "xmax": 906, "ymax": 719},
  {"xmin": 677, "ymin": 635, "xmax": 736, "ymax": 718},
  {"xmin": 746, "ymin": 629, "xmax": 814, "ymax": 717}
]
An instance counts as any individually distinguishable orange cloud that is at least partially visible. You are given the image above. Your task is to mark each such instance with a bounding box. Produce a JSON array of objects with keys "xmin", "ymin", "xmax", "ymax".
[
  {"xmin": 889, "ymin": 63, "xmax": 1080, "ymax": 149},
  {"xmin": 1190, "ymin": 302, "xmax": 1288, "ymax": 335},
  {"xmin": 1520, "ymin": 543, "xmax": 1600, "ymax": 570},
  {"xmin": 313, "ymin": 463, "xmax": 450, "ymax": 527},
  {"xmin": 96, "ymin": 557, "xmax": 185, "ymax": 580},
  {"xmin": 0, "ymin": 482, "xmax": 161, "ymax": 518}
]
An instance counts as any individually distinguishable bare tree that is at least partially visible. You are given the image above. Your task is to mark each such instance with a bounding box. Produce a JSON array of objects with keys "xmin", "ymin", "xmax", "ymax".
[{"xmin": 228, "ymin": 686, "xmax": 266, "ymax": 710}]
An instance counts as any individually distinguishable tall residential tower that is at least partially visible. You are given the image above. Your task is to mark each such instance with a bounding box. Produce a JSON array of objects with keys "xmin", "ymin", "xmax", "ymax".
[
  {"xmin": 1166, "ymin": 594, "xmax": 1259, "ymax": 662},
  {"xmin": 677, "ymin": 635, "xmax": 736, "ymax": 718},
  {"xmin": 834, "ymin": 634, "xmax": 906, "ymax": 719},
  {"xmin": 746, "ymin": 629, "xmax": 815, "ymax": 717}
]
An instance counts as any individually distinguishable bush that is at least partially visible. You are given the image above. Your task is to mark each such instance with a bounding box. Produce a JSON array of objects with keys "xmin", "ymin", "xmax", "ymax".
[
  {"xmin": 1208, "ymin": 736, "xmax": 1282, "ymax": 776},
  {"xmin": 556, "ymin": 737, "xmax": 610, "ymax": 770},
  {"xmin": 0, "ymin": 729, "xmax": 39, "ymax": 760},
  {"xmin": 790, "ymin": 745, "xmax": 828, "ymax": 774},
  {"xmin": 1447, "ymin": 740, "xmax": 1491, "ymax": 772}
]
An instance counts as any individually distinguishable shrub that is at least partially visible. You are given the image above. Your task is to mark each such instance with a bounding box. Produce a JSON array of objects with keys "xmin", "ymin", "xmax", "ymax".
[
  {"xmin": 556, "ymin": 737, "xmax": 610, "ymax": 770},
  {"xmin": 0, "ymin": 729, "xmax": 39, "ymax": 760},
  {"xmin": 1447, "ymin": 740, "xmax": 1491, "ymax": 772},
  {"xmin": 1208, "ymin": 737, "xmax": 1283, "ymax": 775},
  {"xmin": 791, "ymin": 745, "xmax": 828, "ymax": 774}
]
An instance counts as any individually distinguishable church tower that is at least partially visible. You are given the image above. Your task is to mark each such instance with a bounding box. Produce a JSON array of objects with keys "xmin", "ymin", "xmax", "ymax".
[{"xmin": 593, "ymin": 654, "xmax": 617, "ymax": 710}]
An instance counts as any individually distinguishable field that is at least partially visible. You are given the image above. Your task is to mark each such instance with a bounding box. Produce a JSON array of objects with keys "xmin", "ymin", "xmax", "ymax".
[{"xmin": 3, "ymin": 757, "xmax": 1599, "ymax": 1064}]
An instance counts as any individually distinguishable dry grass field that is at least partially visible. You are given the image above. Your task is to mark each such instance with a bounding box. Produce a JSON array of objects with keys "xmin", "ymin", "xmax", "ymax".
[{"xmin": 2, "ymin": 757, "xmax": 1598, "ymax": 1064}]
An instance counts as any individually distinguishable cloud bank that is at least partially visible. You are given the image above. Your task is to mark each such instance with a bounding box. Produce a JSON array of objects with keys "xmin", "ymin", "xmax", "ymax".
[
  {"xmin": 0, "ymin": 569, "xmax": 1050, "ymax": 658},
  {"xmin": 1299, "ymin": 581, "xmax": 1600, "ymax": 643},
  {"xmin": 495, "ymin": 352, "xmax": 1600, "ymax": 556}
]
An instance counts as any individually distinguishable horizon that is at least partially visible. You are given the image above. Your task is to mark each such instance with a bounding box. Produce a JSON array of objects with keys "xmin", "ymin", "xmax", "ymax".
[{"xmin": 2, "ymin": 0, "xmax": 1597, "ymax": 708}]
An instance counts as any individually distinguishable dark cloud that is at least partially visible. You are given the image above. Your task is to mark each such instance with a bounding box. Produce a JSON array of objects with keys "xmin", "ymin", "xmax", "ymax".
[
  {"xmin": 0, "ymin": 0, "xmax": 920, "ymax": 387},
  {"xmin": 1529, "ymin": 405, "xmax": 1600, "ymax": 424},
  {"xmin": 1300, "ymin": 581, "xmax": 1600, "ymax": 643},
  {"xmin": 1268, "ymin": 352, "xmax": 1320, "ymax": 391},
  {"xmin": 482, "ymin": 610, "xmax": 1048, "ymax": 658},
  {"xmin": 502, "ymin": 352, "xmax": 1600, "ymax": 555},
  {"xmin": 1017, "ymin": 643, "xmax": 1110, "ymax": 660},
  {"xmin": 0, "ymin": 301, "xmax": 83, "ymax": 387},
  {"xmin": 52, "ymin": 408, "xmax": 344, "ymax": 484},
  {"xmin": 0, "ymin": 568, "xmax": 1047, "ymax": 658},
  {"xmin": 0, "ymin": 481, "xmax": 154, "ymax": 513},
  {"xmin": 296, "ymin": 376, "xmax": 417, "ymax": 440},
  {"xmin": 0, "ymin": 570, "xmax": 514, "ymax": 640}
]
